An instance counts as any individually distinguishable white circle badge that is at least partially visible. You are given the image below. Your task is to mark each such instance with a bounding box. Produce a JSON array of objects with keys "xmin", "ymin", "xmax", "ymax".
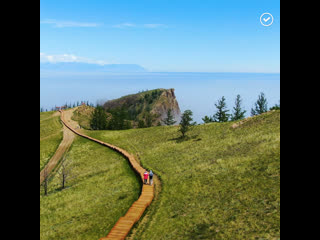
[{"xmin": 260, "ymin": 13, "xmax": 274, "ymax": 27}]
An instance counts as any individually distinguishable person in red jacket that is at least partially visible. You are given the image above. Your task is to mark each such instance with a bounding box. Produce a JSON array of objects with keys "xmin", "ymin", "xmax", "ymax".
[{"xmin": 144, "ymin": 171, "xmax": 149, "ymax": 185}]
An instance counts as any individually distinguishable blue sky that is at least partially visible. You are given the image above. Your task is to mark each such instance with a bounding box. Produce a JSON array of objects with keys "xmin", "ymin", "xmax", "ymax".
[
  {"xmin": 40, "ymin": 0, "xmax": 280, "ymax": 72},
  {"xmin": 40, "ymin": 1, "xmax": 280, "ymax": 121}
]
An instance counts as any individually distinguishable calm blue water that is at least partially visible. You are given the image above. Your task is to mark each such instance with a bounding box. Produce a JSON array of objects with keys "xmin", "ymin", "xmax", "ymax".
[{"xmin": 40, "ymin": 72, "xmax": 280, "ymax": 122}]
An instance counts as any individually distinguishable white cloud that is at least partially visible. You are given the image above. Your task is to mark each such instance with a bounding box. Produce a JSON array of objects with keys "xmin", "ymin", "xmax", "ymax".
[
  {"xmin": 40, "ymin": 19, "xmax": 100, "ymax": 28},
  {"xmin": 40, "ymin": 53, "xmax": 108, "ymax": 65},
  {"xmin": 113, "ymin": 23, "xmax": 137, "ymax": 28},
  {"xmin": 41, "ymin": 19, "xmax": 166, "ymax": 29}
]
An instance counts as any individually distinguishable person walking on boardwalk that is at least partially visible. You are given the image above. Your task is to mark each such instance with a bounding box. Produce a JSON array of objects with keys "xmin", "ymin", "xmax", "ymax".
[
  {"xmin": 144, "ymin": 171, "xmax": 149, "ymax": 185},
  {"xmin": 149, "ymin": 170, "xmax": 154, "ymax": 186}
]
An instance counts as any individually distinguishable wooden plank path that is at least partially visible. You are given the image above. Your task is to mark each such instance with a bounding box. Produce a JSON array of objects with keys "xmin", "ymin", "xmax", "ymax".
[{"xmin": 59, "ymin": 110, "xmax": 155, "ymax": 240}]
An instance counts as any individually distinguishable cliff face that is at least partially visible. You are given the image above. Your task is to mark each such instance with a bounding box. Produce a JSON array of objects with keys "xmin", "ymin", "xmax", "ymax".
[
  {"xmin": 103, "ymin": 88, "xmax": 181, "ymax": 126},
  {"xmin": 151, "ymin": 89, "xmax": 181, "ymax": 124}
]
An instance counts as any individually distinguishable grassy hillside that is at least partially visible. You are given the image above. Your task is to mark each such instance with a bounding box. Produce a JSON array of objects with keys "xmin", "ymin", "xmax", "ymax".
[
  {"xmin": 71, "ymin": 89, "xmax": 181, "ymax": 131},
  {"xmin": 103, "ymin": 89, "xmax": 180, "ymax": 127},
  {"xmin": 85, "ymin": 111, "xmax": 280, "ymax": 240},
  {"xmin": 40, "ymin": 136, "xmax": 140, "ymax": 240},
  {"xmin": 72, "ymin": 105, "xmax": 95, "ymax": 129},
  {"xmin": 103, "ymin": 89, "xmax": 165, "ymax": 116},
  {"xmin": 40, "ymin": 111, "xmax": 63, "ymax": 171}
]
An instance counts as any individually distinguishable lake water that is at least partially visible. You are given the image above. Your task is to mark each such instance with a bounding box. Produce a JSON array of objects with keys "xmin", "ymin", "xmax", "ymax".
[{"xmin": 40, "ymin": 72, "xmax": 280, "ymax": 123}]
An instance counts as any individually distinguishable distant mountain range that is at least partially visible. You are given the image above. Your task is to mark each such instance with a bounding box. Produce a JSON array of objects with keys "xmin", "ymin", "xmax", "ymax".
[{"xmin": 40, "ymin": 62, "xmax": 147, "ymax": 73}]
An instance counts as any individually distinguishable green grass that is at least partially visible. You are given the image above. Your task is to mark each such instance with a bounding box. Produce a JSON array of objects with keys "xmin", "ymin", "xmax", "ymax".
[
  {"xmin": 72, "ymin": 105, "xmax": 95, "ymax": 129},
  {"xmin": 40, "ymin": 111, "xmax": 58, "ymax": 121},
  {"xmin": 40, "ymin": 112, "xmax": 63, "ymax": 171},
  {"xmin": 40, "ymin": 136, "xmax": 141, "ymax": 240},
  {"xmin": 85, "ymin": 111, "xmax": 280, "ymax": 240}
]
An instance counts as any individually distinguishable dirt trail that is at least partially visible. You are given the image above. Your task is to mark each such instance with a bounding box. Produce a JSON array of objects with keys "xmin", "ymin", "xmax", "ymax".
[
  {"xmin": 40, "ymin": 110, "xmax": 76, "ymax": 185},
  {"xmin": 62, "ymin": 107, "xmax": 81, "ymax": 130},
  {"xmin": 59, "ymin": 110, "xmax": 155, "ymax": 240}
]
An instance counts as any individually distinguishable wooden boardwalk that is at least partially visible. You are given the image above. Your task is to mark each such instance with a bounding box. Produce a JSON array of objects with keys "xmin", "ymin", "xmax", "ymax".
[{"xmin": 60, "ymin": 110, "xmax": 155, "ymax": 240}]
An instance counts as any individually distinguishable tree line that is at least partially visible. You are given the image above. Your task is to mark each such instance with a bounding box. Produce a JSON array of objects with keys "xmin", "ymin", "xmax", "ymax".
[
  {"xmin": 40, "ymin": 100, "xmax": 95, "ymax": 113},
  {"xmin": 179, "ymin": 92, "xmax": 279, "ymax": 139},
  {"xmin": 202, "ymin": 92, "xmax": 279, "ymax": 123},
  {"xmin": 90, "ymin": 92, "xmax": 279, "ymax": 133},
  {"xmin": 90, "ymin": 106, "xmax": 161, "ymax": 130}
]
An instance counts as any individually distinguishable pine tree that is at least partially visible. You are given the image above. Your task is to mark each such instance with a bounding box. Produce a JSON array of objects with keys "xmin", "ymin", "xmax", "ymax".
[
  {"xmin": 202, "ymin": 116, "xmax": 213, "ymax": 123},
  {"xmin": 251, "ymin": 92, "xmax": 268, "ymax": 116},
  {"xmin": 162, "ymin": 109, "xmax": 177, "ymax": 126},
  {"xmin": 90, "ymin": 106, "xmax": 108, "ymax": 130},
  {"xmin": 179, "ymin": 110, "xmax": 195, "ymax": 138},
  {"xmin": 107, "ymin": 108, "xmax": 132, "ymax": 130},
  {"xmin": 123, "ymin": 120, "xmax": 132, "ymax": 130},
  {"xmin": 213, "ymin": 96, "xmax": 230, "ymax": 122},
  {"xmin": 270, "ymin": 101, "xmax": 280, "ymax": 110},
  {"xmin": 231, "ymin": 94, "xmax": 246, "ymax": 121},
  {"xmin": 138, "ymin": 119, "xmax": 146, "ymax": 128},
  {"xmin": 145, "ymin": 112, "xmax": 154, "ymax": 127}
]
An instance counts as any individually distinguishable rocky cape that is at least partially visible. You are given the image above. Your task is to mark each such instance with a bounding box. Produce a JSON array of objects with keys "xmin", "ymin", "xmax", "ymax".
[{"xmin": 103, "ymin": 88, "xmax": 181, "ymax": 126}]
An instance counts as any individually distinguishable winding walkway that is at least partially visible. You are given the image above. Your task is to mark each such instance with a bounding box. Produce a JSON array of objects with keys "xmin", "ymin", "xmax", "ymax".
[
  {"xmin": 59, "ymin": 110, "xmax": 155, "ymax": 240},
  {"xmin": 40, "ymin": 111, "xmax": 75, "ymax": 185}
]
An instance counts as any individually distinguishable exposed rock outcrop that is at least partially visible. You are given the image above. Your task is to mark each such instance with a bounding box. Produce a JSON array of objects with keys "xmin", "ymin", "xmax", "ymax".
[
  {"xmin": 103, "ymin": 88, "xmax": 181, "ymax": 126},
  {"xmin": 151, "ymin": 89, "xmax": 181, "ymax": 124}
]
